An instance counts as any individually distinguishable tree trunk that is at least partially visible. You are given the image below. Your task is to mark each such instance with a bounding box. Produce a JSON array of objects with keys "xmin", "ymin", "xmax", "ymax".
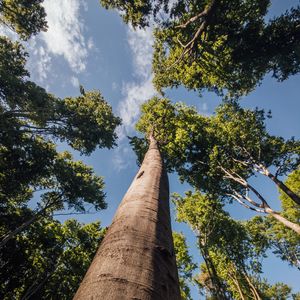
[
  {"xmin": 199, "ymin": 241, "xmax": 229, "ymax": 299},
  {"xmin": 265, "ymin": 171, "xmax": 300, "ymax": 206},
  {"xmin": 265, "ymin": 208, "xmax": 300, "ymax": 235},
  {"xmin": 73, "ymin": 136, "xmax": 181, "ymax": 300},
  {"xmin": 244, "ymin": 274, "xmax": 261, "ymax": 300}
]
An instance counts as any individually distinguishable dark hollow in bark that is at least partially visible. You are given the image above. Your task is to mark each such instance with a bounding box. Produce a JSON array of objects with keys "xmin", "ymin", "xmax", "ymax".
[{"xmin": 73, "ymin": 138, "xmax": 181, "ymax": 300}]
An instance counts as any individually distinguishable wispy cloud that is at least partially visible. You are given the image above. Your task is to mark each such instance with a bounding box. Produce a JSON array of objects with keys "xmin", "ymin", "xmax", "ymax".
[
  {"xmin": 70, "ymin": 76, "xmax": 79, "ymax": 88},
  {"xmin": 117, "ymin": 26, "xmax": 157, "ymax": 137},
  {"xmin": 5, "ymin": 0, "xmax": 93, "ymax": 84},
  {"xmin": 113, "ymin": 26, "xmax": 157, "ymax": 170},
  {"xmin": 40, "ymin": 0, "xmax": 89, "ymax": 73}
]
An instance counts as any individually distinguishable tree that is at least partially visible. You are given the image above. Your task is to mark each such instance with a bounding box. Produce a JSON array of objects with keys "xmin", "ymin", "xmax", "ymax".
[
  {"xmin": 0, "ymin": 0, "xmax": 47, "ymax": 39},
  {"xmin": 100, "ymin": 0, "xmax": 300, "ymax": 96},
  {"xmin": 0, "ymin": 5, "xmax": 122, "ymax": 246},
  {"xmin": 247, "ymin": 170, "xmax": 300, "ymax": 270},
  {"xmin": 174, "ymin": 191, "xmax": 298, "ymax": 299},
  {"xmin": 0, "ymin": 217, "xmax": 105, "ymax": 299},
  {"xmin": 173, "ymin": 231, "xmax": 197, "ymax": 300},
  {"xmin": 131, "ymin": 98, "xmax": 300, "ymax": 234},
  {"xmin": 74, "ymin": 135, "xmax": 181, "ymax": 299}
]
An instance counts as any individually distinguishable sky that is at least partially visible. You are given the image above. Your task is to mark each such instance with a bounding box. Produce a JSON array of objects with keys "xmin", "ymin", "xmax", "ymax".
[{"xmin": 3, "ymin": 0, "xmax": 300, "ymax": 298}]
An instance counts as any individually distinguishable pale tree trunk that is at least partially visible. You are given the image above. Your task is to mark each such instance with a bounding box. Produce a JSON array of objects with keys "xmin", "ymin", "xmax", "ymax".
[
  {"xmin": 265, "ymin": 208, "xmax": 300, "ymax": 235},
  {"xmin": 73, "ymin": 136, "xmax": 181, "ymax": 300}
]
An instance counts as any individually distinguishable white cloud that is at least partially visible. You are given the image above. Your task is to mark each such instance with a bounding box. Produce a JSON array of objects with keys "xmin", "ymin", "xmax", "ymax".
[
  {"xmin": 41, "ymin": 0, "xmax": 89, "ymax": 73},
  {"xmin": 119, "ymin": 76, "xmax": 156, "ymax": 128},
  {"xmin": 127, "ymin": 26, "xmax": 154, "ymax": 79},
  {"xmin": 113, "ymin": 26, "xmax": 157, "ymax": 170},
  {"xmin": 117, "ymin": 26, "xmax": 156, "ymax": 137}
]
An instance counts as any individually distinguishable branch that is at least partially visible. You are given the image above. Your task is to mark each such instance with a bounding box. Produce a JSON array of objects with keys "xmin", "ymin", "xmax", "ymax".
[
  {"xmin": 175, "ymin": 0, "xmax": 217, "ymax": 29},
  {"xmin": 227, "ymin": 193, "xmax": 265, "ymax": 213}
]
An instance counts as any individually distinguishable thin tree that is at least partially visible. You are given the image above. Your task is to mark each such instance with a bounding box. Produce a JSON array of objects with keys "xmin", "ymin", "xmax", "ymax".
[{"xmin": 74, "ymin": 134, "xmax": 181, "ymax": 300}]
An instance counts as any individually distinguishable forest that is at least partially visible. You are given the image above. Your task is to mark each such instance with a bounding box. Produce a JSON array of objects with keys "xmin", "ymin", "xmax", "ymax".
[{"xmin": 0, "ymin": 0, "xmax": 299, "ymax": 299}]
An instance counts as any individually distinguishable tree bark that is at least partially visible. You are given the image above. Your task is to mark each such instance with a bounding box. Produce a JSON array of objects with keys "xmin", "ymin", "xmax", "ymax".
[
  {"xmin": 73, "ymin": 136, "xmax": 181, "ymax": 300},
  {"xmin": 265, "ymin": 208, "xmax": 300, "ymax": 235}
]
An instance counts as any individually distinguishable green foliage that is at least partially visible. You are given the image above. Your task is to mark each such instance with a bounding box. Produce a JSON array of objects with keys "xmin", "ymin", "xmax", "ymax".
[
  {"xmin": 133, "ymin": 98, "xmax": 300, "ymax": 212},
  {"xmin": 173, "ymin": 231, "xmax": 197, "ymax": 300},
  {"xmin": 0, "ymin": 2, "xmax": 121, "ymax": 249},
  {"xmin": 0, "ymin": 37, "xmax": 121, "ymax": 155},
  {"xmin": 0, "ymin": 0, "xmax": 47, "ymax": 39},
  {"xmin": 0, "ymin": 217, "xmax": 105, "ymax": 299},
  {"xmin": 132, "ymin": 97, "xmax": 208, "ymax": 172},
  {"xmin": 247, "ymin": 170, "xmax": 300, "ymax": 270},
  {"xmin": 174, "ymin": 191, "xmax": 298, "ymax": 299},
  {"xmin": 100, "ymin": 0, "xmax": 300, "ymax": 96},
  {"xmin": 99, "ymin": 0, "xmax": 168, "ymax": 28}
]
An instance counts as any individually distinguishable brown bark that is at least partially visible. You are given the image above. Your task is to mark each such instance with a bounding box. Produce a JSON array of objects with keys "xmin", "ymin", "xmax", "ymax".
[{"xmin": 73, "ymin": 136, "xmax": 181, "ymax": 300}]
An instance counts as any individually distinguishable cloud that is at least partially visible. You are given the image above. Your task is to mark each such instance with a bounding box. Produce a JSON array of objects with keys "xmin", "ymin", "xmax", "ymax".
[
  {"xmin": 9, "ymin": 0, "xmax": 92, "ymax": 84},
  {"xmin": 40, "ymin": 0, "xmax": 89, "ymax": 73},
  {"xmin": 113, "ymin": 26, "xmax": 157, "ymax": 170},
  {"xmin": 127, "ymin": 26, "xmax": 154, "ymax": 79},
  {"xmin": 117, "ymin": 26, "xmax": 157, "ymax": 136}
]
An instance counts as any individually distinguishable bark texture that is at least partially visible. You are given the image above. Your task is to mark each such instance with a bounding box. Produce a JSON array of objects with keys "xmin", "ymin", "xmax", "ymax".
[{"xmin": 73, "ymin": 137, "xmax": 181, "ymax": 300}]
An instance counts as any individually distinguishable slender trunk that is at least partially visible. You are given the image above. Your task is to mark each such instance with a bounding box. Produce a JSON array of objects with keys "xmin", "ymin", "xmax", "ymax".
[
  {"xmin": 199, "ymin": 243, "xmax": 229, "ymax": 299},
  {"xmin": 73, "ymin": 136, "xmax": 181, "ymax": 300},
  {"xmin": 0, "ymin": 206, "xmax": 48, "ymax": 248},
  {"xmin": 244, "ymin": 274, "xmax": 261, "ymax": 300},
  {"xmin": 229, "ymin": 273, "xmax": 245, "ymax": 300},
  {"xmin": 266, "ymin": 171, "xmax": 300, "ymax": 206},
  {"xmin": 265, "ymin": 208, "xmax": 300, "ymax": 235}
]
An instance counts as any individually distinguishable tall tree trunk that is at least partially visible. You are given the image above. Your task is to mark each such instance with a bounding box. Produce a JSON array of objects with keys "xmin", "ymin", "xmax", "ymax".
[{"xmin": 73, "ymin": 136, "xmax": 181, "ymax": 300}]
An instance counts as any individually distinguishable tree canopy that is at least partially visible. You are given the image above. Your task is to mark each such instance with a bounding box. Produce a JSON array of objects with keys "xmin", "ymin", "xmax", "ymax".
[
  {"xmin": 100, "ymin": 0, "xmax": 300, "ymax": 96},
  {"xmin": 131, "ymin": 97, "xmax": 300, "ymax": 235},
  {"xmin": 174, "ymin": 191, "xmax": 300, "ymax": 299},
  {"xmin": 0, "ymin": 217, "xmax": 105, "ymax": 299},
  {"xmin": 0, "ymin": 0, "xmax": 47, "ymax": 39}
]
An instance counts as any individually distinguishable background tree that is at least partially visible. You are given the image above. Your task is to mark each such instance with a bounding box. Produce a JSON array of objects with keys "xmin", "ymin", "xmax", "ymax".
[
  {"xmin": 0, "ymin": 0, "xmax": 47, "ymax": 39},
  {"xmin": 100, "ymin": 0, "xmax": 300, "ymax": 96},
  {"xmin": 0, "ymin": 2, "xmax": 121, "ymax": 297},
  {"xmin": 247, "ymin": 170, "xmax": 300, "ymax": 271},
  {"xmin": 0, "ymin": 217, "xmax": 106, "ymax": 299},
  {"xmin": 0, "ymin": 2, "xmax": 121, "ymax": 247},
  {"xmin": 173, "ymin": 231, "xmax": 197, "ymax": 300},
  {"xmin": 174, "ymin": 191, "xmax": 299, "ymax": 299},
  {"xmin": 131, "ymin": 98, "xmax": 300, "ymax": 234}
]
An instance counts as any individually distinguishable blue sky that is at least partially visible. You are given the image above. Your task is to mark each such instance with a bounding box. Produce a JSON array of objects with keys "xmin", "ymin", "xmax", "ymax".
[{"xmin": 2, "ymin": 0, "xmax": 299, "ymax": 298}]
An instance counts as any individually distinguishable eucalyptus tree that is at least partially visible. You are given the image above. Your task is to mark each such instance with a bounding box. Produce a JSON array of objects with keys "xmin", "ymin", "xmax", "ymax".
[
  {"xmin": 131, "ymin": 98, "xmax": 300, "ymax": 234},
  {"xmin": 247, "ymin": 170, "xmax": 300, "ymax": 271},
  {"xmin": 100, "ymin": 0, "xmax": 300, "ymax": 96},
  {"xmin": 74, "ymin": 135, "xmax": 181, "ymax": 300}
]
